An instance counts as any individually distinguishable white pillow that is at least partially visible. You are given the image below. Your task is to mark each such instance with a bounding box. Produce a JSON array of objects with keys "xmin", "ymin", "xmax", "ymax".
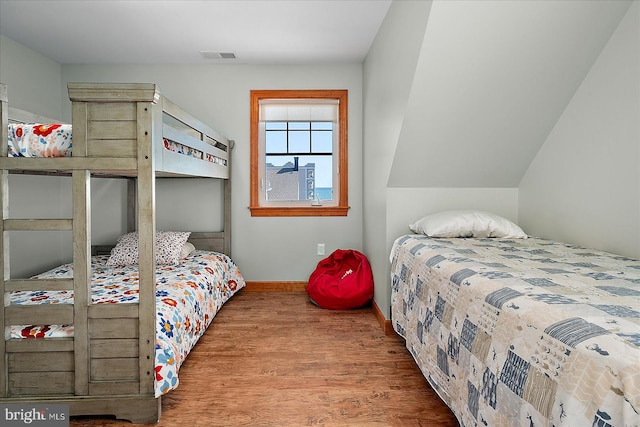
[{"xmin": 409, "ymin": 210, "xmax": 527, "ymax": 239}]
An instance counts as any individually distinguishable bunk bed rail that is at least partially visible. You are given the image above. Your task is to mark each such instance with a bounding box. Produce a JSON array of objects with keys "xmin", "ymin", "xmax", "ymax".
[{"xmin": 67, "ymin": 83, "xmax": 230, "ymax": 179}]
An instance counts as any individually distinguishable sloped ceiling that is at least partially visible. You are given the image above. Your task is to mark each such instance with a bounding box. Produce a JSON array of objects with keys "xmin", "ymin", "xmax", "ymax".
[{"xmin": 388, "ymin": 0, "xmax": 633, "ymax": 188}]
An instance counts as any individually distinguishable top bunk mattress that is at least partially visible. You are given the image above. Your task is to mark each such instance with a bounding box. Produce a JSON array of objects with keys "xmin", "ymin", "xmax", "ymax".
[
  {"xmin": 7, "ymin": 123, "xmax": 226, "ymax": 166},
  {"xmin": 8, "ymin": 123, "xmax": 72, "ymax": 157},
  {"xmin": 1, "ymin": 83, "xmax": 230, "ymax": 178}
]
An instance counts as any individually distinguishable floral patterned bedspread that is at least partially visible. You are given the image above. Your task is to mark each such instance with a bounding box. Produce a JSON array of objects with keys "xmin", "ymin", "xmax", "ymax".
[
  {"xmin": 390, "ymin": 235, "xmax": 640, "ymax": 427},
  {"xmin": 8, "ymin": 250, "xmax": 245, "ymax": 397},
  {"xmin": 8, "ymin": 123, "xmax": 73, "ymax": 157},
  {"xmin": 6, "ymin": 124, "xmax": 225, "ymax": 167},
  {"xmin": 164, "ymin": 138, "xmax": 227, "ymax": 166}
]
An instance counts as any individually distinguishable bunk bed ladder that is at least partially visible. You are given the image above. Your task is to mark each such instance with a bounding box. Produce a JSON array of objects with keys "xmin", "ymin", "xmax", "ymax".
[{"xmin": 0, "ymin": 84, "xmax": 89, "ymax": 398}]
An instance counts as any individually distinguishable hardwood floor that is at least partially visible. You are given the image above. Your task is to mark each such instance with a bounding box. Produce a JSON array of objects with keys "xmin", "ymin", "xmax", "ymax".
[{"xmin": 71, "ymin": 291, "xmax": 459, "ymax": 426}]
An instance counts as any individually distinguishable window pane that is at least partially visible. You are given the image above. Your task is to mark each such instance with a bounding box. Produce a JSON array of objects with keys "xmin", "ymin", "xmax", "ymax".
[
  {"xmin": 307, "ymin": 155, "xmax": 333, "ymax": 201},
  {"xmin": 265, "ymin": 155, "xmax": 302, "ymax": 201},
  {"xmin": 264, "ymin": 155, "xmax": 332, "ymax": 201},
  {"xmin": 265, "ymin": 131, "xmax": 287, "ymax": 153},
  {"xmin": 265, "ymin": 155, "xmax": 291, "ymax": 168},
  {"xmin": 289, "ymin": 122, "xmax": 310, "ymax": 130},
  {"xmin": 311, "ymin": 130, "xmax": 332, "ymax": 153},
  {"xmin": 265, "ymin": 122, "xmax": 287, "ymax": 130},
  {"xmin": 289, "ymin": 131, "xmax": 310, "ymax": 153},
  {"xmin": 311, "ymin": 122, "xmax": 333, "ymax": 130}
]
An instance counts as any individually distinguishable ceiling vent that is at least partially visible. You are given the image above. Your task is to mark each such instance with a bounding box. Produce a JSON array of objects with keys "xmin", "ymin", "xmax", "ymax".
[{"xmin": 200, "ymin": 51, "xmax": 237, "ymax": 59}]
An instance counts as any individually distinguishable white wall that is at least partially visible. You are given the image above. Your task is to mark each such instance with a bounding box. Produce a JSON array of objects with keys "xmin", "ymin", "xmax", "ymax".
[
  {"xmin": 1, "ymin": 35, "xmax": 132, "ymax": 277},
  {"xmin": 2, "ymin": 36, "xmax": 365, "ymax": 281},
  {"xmin": 0, "ymin": 35, "xmax": 62, "ymax": 117},
  {"xmin": 363, "ymin": 0, "xmax": 433, "ymax": 317},
  {"xmin": 59, "ymin": 63, "xmax": 365, "ymax": 282},
  {"xmin": 1, "ymin": 35, "xmax": 69, "ymax": 277},
  {"xmin": 519, "ymin": 2, "xmax": 640, "ymax": 258}
]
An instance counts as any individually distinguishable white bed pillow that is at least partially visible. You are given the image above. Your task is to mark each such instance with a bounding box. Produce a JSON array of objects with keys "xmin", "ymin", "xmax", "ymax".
[
  {"xmin": 107, "ymin": 231, "xmax": 192, "ymax": 266},
  {"xmin": 409, "ymin": 210, "xmax": 527, "ymax": 239}
]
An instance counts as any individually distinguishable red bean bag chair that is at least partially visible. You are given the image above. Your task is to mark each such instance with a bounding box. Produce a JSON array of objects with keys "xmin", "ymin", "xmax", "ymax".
[{"xmin": 307, "ymin": 249, "xmax": 374, "ymax": 310}]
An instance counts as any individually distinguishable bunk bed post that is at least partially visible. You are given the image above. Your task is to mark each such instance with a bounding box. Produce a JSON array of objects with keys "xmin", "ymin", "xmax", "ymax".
[
  {"xmin": 224, "ymin": 141, "xmax": 233, "ymax": 256},
  {"xmin": 71, "ymin": 96, "xmax": 92, "ymax": 396},
  {"xmin": 0, "ymin": 83, "xmax": 8, "ymax": 398},
  {"xmin": 72, "ymin": 170, "xmax": 91, "ymax": 394},
  {"xmin": 136, "ymin": 97, "xmax": 158, "ymax": 402}
]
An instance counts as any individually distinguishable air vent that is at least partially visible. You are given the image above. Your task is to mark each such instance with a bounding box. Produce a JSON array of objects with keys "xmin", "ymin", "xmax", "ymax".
[{"xmin": 200, "ymin": 51, "xmax": 237, "ymax": 59}]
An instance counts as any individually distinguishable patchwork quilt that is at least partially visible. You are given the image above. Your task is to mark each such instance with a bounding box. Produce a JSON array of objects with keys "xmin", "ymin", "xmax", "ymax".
[
  {"xmin": 390, "ymin": 235, "xmax": 640, "ymax": 427},
  {"xmin": 8, "ymin": 250, "xmax": 245, "ymax": 397}
]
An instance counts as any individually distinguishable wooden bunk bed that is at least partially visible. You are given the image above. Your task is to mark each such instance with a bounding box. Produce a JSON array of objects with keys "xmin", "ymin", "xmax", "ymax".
[{"xmin": 0, "ymin": 82, "xmax": 241, "ymax": 423}]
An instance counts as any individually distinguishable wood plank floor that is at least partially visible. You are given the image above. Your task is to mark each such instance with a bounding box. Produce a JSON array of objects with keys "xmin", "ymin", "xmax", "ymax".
[{"xmin": 71, "ymin": 291, "xmax": 459, "ymax": 426}]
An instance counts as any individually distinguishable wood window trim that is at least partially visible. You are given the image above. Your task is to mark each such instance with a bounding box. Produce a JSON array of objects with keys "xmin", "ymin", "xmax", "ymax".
[{"xmin": 249, "ymin": 89, "xmax": 349, "ymax": 217}]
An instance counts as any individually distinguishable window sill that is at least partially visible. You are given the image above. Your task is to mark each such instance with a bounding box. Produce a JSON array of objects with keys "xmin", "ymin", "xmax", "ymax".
[{"xmin": 249, "ymin": 205, "xmax": 350, "ymax": 217}]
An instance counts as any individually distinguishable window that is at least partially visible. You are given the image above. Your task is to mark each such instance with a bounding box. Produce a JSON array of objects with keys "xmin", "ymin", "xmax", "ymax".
[{"xmin": 250, "ymin": 90, "xmax": 349, "ymax": 217}]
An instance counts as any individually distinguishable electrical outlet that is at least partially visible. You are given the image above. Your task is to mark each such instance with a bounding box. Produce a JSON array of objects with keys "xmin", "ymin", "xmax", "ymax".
[{"xmin": 317, "ymin": 243, "xmax": 325, "ymax": 256}]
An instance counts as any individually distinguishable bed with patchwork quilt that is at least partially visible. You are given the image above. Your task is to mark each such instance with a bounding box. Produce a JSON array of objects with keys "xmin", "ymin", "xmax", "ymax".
[{"xmin": 391, "ymin": 234, "xmax": 640, "ymax": 427}]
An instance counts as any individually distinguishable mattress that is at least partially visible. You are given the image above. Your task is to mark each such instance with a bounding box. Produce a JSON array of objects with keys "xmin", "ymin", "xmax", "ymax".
[
  {"xmin": 390, "ymin": 235, "xmax": 640, "ymax": 427},
  {"xmin": 8, "ymin": 123, "xmax": 72, "ymax": 157},
  {"xmin": 7, "ymin": 123, "xmax": 227, "ymax": 166},
  {"xmin": 7, "ymin": 250, "xmax": 245, "ymax": 397}
]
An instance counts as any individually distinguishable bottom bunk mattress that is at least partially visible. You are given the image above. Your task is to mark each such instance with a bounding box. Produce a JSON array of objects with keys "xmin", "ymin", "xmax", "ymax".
[
  {"xmin": 7, "ymin": 250, "xmax": 245, "ymax": 397},
  {"xmin": 390, "ymin": 235, "xmax": 640, "ymax": 427}
]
